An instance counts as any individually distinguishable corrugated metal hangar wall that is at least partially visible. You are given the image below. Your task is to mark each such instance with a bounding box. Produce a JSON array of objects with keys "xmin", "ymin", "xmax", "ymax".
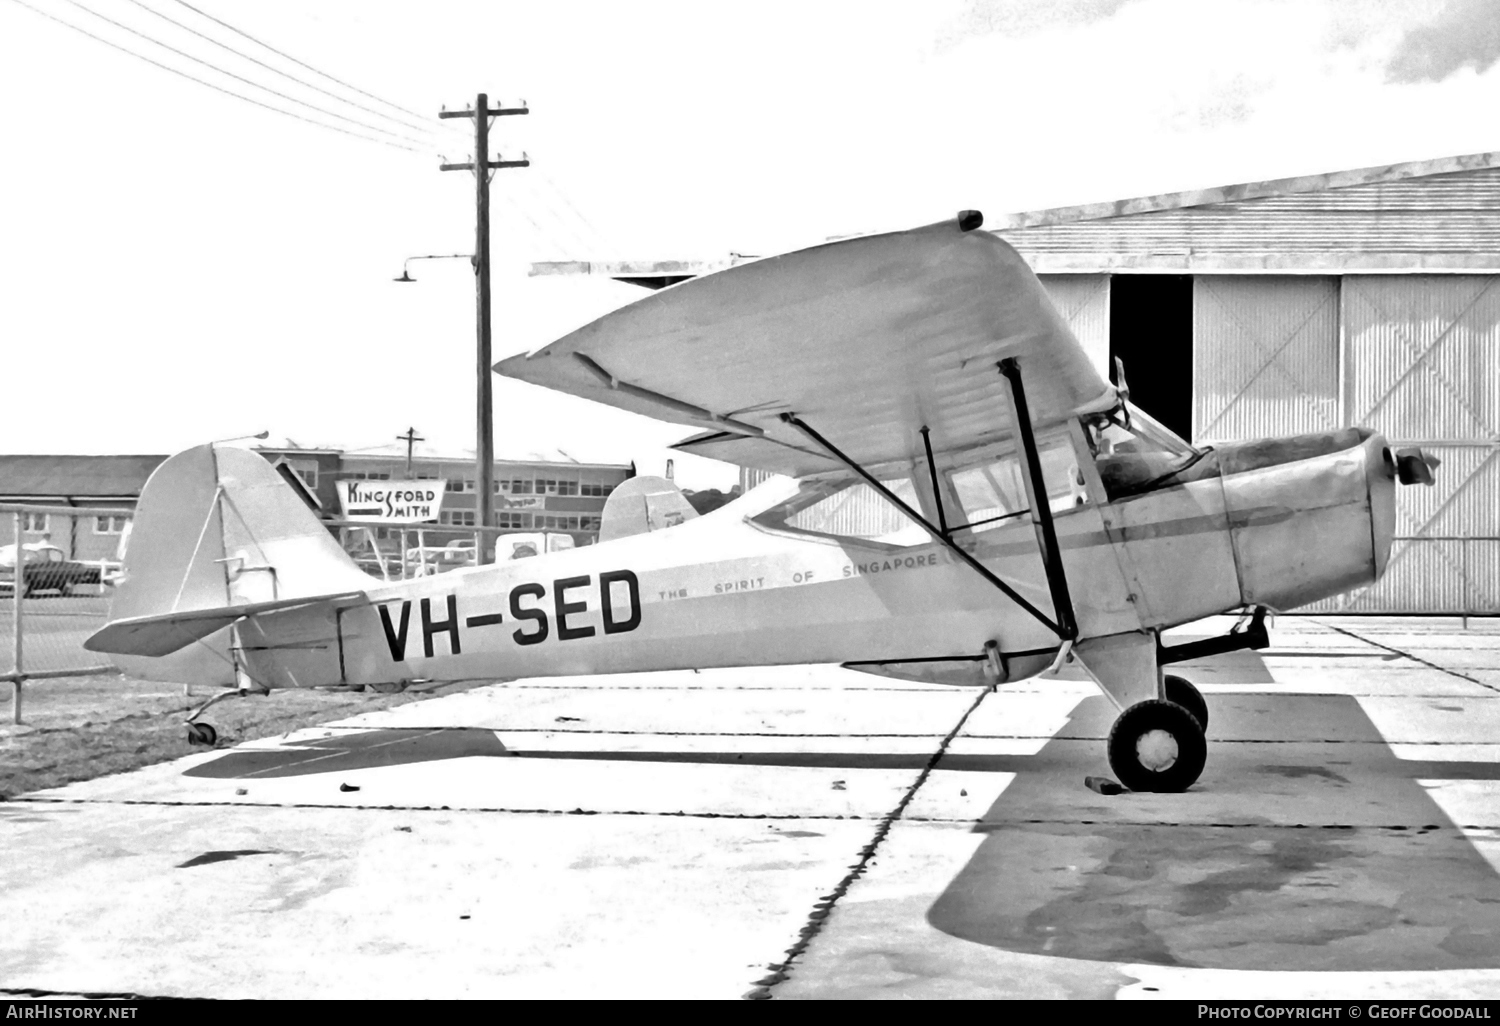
[{"xmin": 1004, "ymin": 155, "xmax": 1500, "ymax": 614}]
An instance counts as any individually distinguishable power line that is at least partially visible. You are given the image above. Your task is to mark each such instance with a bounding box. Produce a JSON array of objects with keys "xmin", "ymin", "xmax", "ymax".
[
  {"xmin": 146, "ymin": 5, "xmax": 604, "ymax": 250},
  {"xmin": 60, "ymin": 0, "xmax": 432, "ymax": 148},
  {"xmin": 536, "ymin": 171, "xmax": 620, "ymax": 253},
  {"xmin": 511, "ymin": 176, "xmax": 599, "ymax": 257},
  {"xmin": 41, "ymin": 1, "xmax": 613, "ymax": 256},
  {"xmin": 9, "ymin": 0, "xmax": 421, "ymax": 153},
  {"xmin": 171, "ymin": 0, "xmax": 441, "ymax": 126},
  {"xmin": 123, "ymin": 0, "xmax": 443, "ymax": 141},
  {"xmin": 493, "ymin": 190, "xmax": 570, "ymax": 255}
]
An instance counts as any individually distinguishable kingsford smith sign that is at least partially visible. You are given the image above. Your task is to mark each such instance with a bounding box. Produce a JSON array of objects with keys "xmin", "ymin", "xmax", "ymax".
[{"xmin": 336, "ymin": 480, "xmax": 444, "ymax": 523}]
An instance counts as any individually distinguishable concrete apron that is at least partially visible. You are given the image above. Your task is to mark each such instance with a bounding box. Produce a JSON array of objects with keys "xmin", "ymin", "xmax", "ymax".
[
  {"xmin": 779, "ymin": 616, "xmax": 1500, "ymax": 999},
  {"xmin": 0, "ymin": 617, "xmax": 1497, "ymax": 999}
]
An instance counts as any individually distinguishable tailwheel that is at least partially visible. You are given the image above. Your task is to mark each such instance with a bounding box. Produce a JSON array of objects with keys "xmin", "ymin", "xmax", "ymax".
[
  {"xmin": 1163, "ymin": 674, "xmax": 1208, "ymax": 730},
  {"xmin": 1107, "ymin": 699, "xmax": 1206, "ymax": 793},
  {"xmin": 186, "ymin": 722, "xmax": 218, "ymax": 746}
]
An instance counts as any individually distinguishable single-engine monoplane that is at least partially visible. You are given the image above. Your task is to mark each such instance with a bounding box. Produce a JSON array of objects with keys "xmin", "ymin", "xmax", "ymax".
[{"xmin": 86, "ymin": 214, "xmax": 1437, "ymax": 791}]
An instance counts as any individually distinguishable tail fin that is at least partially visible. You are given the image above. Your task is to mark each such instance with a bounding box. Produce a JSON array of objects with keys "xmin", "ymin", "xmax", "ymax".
[
  {"xmin": 87, "ymin": 445, "xmax": 368, "ymax": 661},
  {"xmin": 597, "ymin": 475, "xmax": 700, "ymax": 543}
]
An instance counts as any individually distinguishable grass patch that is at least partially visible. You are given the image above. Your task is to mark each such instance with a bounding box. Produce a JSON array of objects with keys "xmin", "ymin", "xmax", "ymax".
[{"xmin": 0, "ymin": 673, "xmax": 494, "ymax": 799}]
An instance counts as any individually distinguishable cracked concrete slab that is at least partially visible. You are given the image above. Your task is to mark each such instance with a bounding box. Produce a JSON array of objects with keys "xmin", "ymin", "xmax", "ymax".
[{"xmin": 2, "ymin": 618, "xmax": 1499, "ymax": 999}]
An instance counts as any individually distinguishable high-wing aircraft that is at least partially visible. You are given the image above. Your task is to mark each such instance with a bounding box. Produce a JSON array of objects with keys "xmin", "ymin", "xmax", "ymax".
[{"xmin": 85, "ymin": 214, "xmax": 1437, "ymax": 792}]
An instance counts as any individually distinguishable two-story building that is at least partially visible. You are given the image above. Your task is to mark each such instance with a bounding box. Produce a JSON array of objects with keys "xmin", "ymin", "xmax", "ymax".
[
  {"xmin": 0, "ymin": 455, "xmax": 166, "ymax": 561},
  {"xmin": 334, "ymin": 442, "xmax": 632, "ymax": 542},
  {"xmin": 0, "ymin": 443, "xmax": 634, "ymax": 563}
]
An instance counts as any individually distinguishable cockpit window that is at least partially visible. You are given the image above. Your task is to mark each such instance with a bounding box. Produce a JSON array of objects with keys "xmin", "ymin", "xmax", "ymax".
[
  {"xmin": 948, "ymin": 439, "xmax": 1087, "ymax": 534},
  {"xmin": 1085, "ymin": 402, "xmax": 1212, "ymax": 500},
  {"xmin": 752, "ymin": 475, "xmax": 929, "ymax": 547}
]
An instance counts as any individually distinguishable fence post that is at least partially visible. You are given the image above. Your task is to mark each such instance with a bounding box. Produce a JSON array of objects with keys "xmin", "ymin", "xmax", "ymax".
[{"xmin": 11, "ymin": 510, "xmax": 23, "ymax": 724}]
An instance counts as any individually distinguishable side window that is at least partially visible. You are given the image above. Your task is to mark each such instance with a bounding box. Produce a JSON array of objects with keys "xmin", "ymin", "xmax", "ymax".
[
  {"xmin": 950, "ymin": 458, "xmax": 1027, "ymax": 529},
  {"xmin": 947, "ymin": 440, "xmax": 1087, "ymax": 533},
  {"xmin": 754, "ymin": 475, "xmax": 929, "ymax": 547}
]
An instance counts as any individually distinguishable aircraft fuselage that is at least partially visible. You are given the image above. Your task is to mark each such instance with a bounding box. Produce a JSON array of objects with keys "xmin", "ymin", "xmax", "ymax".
[{"xmin": 232, "ymin": 428, "xmax": 1397, "ymax": 693}]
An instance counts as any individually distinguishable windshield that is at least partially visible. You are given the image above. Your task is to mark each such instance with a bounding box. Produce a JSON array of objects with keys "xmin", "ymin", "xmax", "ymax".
[{"xmin": 1084, "ymin": 402, "xmax": 1211, "ymax": 499}]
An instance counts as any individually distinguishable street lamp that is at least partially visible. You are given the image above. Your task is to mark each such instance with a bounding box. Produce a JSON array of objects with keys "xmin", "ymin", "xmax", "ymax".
[
  {"xmin": 209, "ymin": 430, "xmax": 270, "ymax": 445},
  {"xmin": 393, "ymin": 253, "xmax": 472, "ymax": 283},
  {"xmin": 392, "ymin": 250, "xmax": 495, "ymax": 564}
]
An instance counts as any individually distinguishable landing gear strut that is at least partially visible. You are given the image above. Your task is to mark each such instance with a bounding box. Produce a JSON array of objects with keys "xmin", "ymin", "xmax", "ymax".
[{"xmin": 183, "ymin": 685, "xmax": 254, "ymax": 746}]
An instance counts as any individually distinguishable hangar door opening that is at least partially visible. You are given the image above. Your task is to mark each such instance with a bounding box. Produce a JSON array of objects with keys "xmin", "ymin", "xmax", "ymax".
[{"xmin": 1109, "ymin": 275, "xmax": 1193, "ymax": 441}]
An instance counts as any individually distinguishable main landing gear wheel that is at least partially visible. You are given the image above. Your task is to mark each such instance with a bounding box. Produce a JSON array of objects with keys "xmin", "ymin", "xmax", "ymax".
[
  {"xmin": 1107, "ymin": 699, "xmax": 1206, "ymax": 793},
  {"xmin": 1163, "ymin": 674, "xmax": 1208, "ymax": 730},
  {"xmin": 186, "ymin": 722, "xmax": 218, "ymax": 746}
]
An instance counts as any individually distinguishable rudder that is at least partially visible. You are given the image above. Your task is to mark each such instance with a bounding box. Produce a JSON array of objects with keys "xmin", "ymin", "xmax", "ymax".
[
  {"xmin": 111, "ymin": 444, "xmax": 366, "ymax": 621},
  {"xmin": 93, "ymin": 445, "xmax": 370, "ymax": 679}
]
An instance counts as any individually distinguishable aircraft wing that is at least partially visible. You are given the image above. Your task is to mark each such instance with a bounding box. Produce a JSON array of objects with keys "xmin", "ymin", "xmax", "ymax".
[{"xmin": 495, "ymin": 216, "xmax": 1115, "ymax": 477}]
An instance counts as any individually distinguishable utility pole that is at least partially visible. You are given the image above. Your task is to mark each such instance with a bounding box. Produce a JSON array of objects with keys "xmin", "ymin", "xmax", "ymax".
[
  {"xmin": 440, "ymin": 93, "xmax": 529, "ymax": 565},
  {"xmin": 396, "ymin": 427, "xmax": 425, "ymax": 477}
]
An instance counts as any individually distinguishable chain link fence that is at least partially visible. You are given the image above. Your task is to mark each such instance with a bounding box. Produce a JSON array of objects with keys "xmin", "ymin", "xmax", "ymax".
[
  {"xmin": 2, "ymin": 504, "xmax": 124, "ymax": 722},
  {"xmin": 0, "ymin": 502, "xmax": 589, "ymax": 723}
]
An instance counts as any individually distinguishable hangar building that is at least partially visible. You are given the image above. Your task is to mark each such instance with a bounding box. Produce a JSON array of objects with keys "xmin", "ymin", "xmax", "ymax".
[{"xmin": 534, "ymin": 152, "xmax": 1500, "ymax": 614}]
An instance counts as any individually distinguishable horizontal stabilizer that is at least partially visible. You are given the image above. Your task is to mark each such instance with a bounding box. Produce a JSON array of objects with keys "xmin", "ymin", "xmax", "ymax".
[{"xmin": 86, "ymin": 592, "xmax": 364, "ymax": 658}]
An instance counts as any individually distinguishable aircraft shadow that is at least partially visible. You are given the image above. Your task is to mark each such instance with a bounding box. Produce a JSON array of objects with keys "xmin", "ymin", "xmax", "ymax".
[
  {"xmin": 185, "ymin": 726, "xmax": 1026, "ymax": 778},
  {"xmin": 180, "ymin": 681, "xmax": 1500, "ymax": 970},
  {"xmin": 926, "ymin": 692, "xmax": 1500, "ymax": 972},
  {"xmin": 184, "ymin": 728, "xmax": 511, "ymax": 779}
]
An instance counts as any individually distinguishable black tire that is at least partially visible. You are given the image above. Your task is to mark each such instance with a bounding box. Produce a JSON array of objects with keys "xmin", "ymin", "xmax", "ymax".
[
  {"xmin": 1163, "ymin": 674, "xmax": 1208, "ymax": 730},
  {"xmin": 1107, "ymin": 699, "xmax": 1207, "ymax": 793},
  {"xmin": 187, "ymin": 722, "xmax": 218, "ymax": 746}
]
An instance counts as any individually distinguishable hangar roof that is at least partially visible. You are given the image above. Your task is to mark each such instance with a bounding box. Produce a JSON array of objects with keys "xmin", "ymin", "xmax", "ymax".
[
  {"xmin": 0, "ymin": 454, "xmax": 167, "ymax": 500},
  {"xmin": 535, "ymin": 150, "xmax": 1500, "ymax": 281},
  {"xmin": 990, "ymin": 151, "xmax": 1500, "ymax": 230}
]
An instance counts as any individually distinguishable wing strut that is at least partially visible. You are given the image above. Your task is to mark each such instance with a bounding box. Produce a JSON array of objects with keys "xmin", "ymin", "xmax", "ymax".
[
  {"xmin": 780, "ymin": 412, "xmax": 1073, "ymax": 640},
  {"xmin": 998, "ymin": 357, "xmax": 1079, "ymax": 641},
  {"xmin": 919, "ymin": 425, "xmax": 950, "ymax": 536}
]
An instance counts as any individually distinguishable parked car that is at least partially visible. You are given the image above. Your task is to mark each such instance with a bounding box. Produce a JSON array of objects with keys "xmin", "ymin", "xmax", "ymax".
[
  {"xmin": 404, "ymin": 541, "xmax": 478, "ymax": 576},
  {"xmin": 397, "ymin": 533, "xmax": 577, "ymax": 575},
  {"xmin": 0, "ymin": 543, "xmax": 103, "ymax": 597},
  {"xmin": 498, "ymin": 532, "xmax": 576, "ymax": 561}
]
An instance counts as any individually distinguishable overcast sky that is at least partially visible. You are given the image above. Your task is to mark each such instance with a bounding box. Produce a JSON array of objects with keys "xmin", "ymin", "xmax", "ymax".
[{"xmin": 2, "ymin": 0, "xmax": 1498, "ymax": 488}]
